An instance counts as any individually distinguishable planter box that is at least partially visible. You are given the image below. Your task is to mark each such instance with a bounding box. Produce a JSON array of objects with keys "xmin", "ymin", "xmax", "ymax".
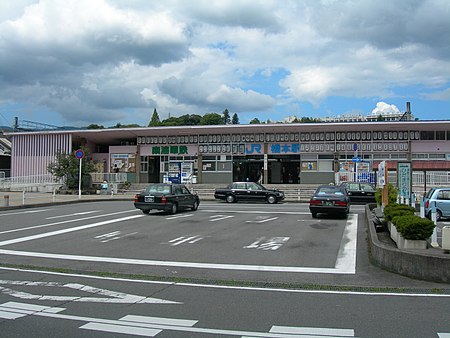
[
  {"xmin": 397, "ymin": 235, "xmax": 427, "ymax": 250},
  {"xmin": 389, "ymin": 222, "xmax": 399, "ymax": 244},
  {"xmin": 389, "ymin": 221, "xmax": 428, "ymax": 250}
]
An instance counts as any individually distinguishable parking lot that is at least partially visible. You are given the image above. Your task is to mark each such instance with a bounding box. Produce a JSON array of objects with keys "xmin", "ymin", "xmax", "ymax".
[{"xmin": 0, "ymin": 201, "xmax": 364, "ymax": 282}]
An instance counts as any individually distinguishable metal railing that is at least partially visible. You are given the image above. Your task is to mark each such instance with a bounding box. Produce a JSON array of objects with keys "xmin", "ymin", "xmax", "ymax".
[
  {"xmin": 90, "ymin": 173, "xmax": 128, "ymax": 184},
  {"xmin": 189, "ymin": 186, "xmax": 316, "ymax": 202},
  {"xmin": 0, "ymin": 174, "xmax": 63, "ymax": 191},
  {"xmin": 335, "ymin": 172, "xmax": 377, "ymax": 185}
]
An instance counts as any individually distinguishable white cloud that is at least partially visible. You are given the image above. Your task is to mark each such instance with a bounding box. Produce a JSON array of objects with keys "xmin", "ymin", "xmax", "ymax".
[
  {"xmin": 370, "ymin": 102, "xmax": 401, "ymax": 116},
  {"xmin": 0, "ymin": 0, "xmax": 449, "ymax": 125},
  {"xmin": 422, "ymin": 88, "xmax": 450, "ymax": 101}
]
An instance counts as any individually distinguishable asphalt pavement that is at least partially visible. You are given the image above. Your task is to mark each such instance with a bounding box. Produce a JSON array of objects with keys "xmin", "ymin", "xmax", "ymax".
[{"xmin": 1, "ymin": 191, "xmax": 449, "ymax": 294}]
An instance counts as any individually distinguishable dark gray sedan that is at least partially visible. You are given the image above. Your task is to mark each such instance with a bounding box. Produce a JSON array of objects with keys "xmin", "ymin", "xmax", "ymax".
[
  {"xmin": 214, "ymin": 182, "xmax": 284, "ymax": 204},
  {"xmin": 134, "ymin": 183, "xmax": 200, "ymax": 214},
  {"xmin": 340, "ymin": 181, "xmax": 376, "ymax": 204},
  {"xmin": 309, "ymin": 185, "xmax": 350, "ymax": 218}
]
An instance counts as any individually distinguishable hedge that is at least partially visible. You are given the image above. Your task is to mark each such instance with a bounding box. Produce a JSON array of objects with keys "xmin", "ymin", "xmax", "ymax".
[
  {"xmin": 384, "ymin": 204, "xmax": 416, "ymax": 222},
  {"xmin": 392, "ymin": 214, "xmax": 435, "ymax": 240}
]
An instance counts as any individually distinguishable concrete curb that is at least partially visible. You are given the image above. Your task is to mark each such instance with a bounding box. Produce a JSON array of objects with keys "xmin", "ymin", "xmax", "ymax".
[{"xmin": 365, "ymin": 204, "xmax": 450, "ymax": 283}]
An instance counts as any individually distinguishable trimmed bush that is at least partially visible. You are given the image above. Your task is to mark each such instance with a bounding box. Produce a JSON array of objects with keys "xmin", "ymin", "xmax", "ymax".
[
  {"xmin": 393, "ymin": 214, "xmax": 435, "ymax": 240},
  {"xmin": 384, "ymin": 204, "xmax": 415, "ymax": 222}
]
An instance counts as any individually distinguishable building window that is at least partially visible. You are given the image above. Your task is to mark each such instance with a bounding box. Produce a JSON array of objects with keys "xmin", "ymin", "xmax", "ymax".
[
  {"xmin": 420, "ymin": 131, "xmax": 435, "ymax": 140},
  {"xmin": 217, "ymin": 161, "xmax": 232, "ymax": 171},
  {"xmin": 429, "ymin": 153, "xmax": 446, "ymax": 159},
  {"xmin": 436, "ymin": 131, "xmax": 446, "ymax": 140},
  {"xmin": 411, "ymin": 153, "xmax": 428, "ymax": 159},
  {"xmin": 140, "ymin": 156, "xmax": 148, "ymax": 173}
]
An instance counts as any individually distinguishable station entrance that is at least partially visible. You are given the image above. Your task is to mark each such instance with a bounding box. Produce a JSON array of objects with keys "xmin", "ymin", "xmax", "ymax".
[
  {"xmin": 233, "ymin": 157, "xmax": 263, "ymax": 182},
  {"xmin": 232, "ymin": 156, "xmax": 300, "ymax": 184}
]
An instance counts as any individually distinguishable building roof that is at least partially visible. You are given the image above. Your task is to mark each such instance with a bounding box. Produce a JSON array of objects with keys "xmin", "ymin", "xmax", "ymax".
[{"xmin": 5, "ymin": 120, "xmax": 450, "ymax": 145}]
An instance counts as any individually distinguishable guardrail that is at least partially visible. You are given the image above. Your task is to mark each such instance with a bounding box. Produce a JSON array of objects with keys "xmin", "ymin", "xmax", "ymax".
[
  {"xmin": 0, "ymin": 174, "xmax": 63, "ymax": 192},
  {"xmin": 90, "ymin": 173, "xmax": 128, "ymax": 184}
]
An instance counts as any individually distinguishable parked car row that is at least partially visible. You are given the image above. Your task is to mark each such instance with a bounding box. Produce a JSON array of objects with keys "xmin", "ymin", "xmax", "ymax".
[{"xmin": 134, "ymin": 181, "xmax": 381, "ymax": 219}]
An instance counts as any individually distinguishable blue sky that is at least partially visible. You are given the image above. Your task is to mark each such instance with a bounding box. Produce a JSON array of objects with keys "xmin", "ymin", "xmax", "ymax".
[{"xmin": 0, "ymin": 0, "xmax": 449, "ymax": 128}]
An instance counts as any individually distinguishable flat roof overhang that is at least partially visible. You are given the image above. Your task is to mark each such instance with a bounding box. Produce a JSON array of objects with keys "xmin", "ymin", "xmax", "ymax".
[{"xmin": 5, "ymin": 120, "xmax": 450, "ymax": 145}]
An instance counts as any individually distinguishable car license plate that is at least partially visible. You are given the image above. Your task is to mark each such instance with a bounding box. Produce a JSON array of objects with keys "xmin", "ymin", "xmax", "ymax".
[
  {"xmin": 323, "ymin": 201, "xmax": 333, "ymax": 206},
  {"xmin": 144, "ymin": 196, "xmax": 154, "ymax": 202}
]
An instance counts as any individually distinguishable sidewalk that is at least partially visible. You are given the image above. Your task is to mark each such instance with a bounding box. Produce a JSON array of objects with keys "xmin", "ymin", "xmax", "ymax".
[{"xmin": 0, "ymin": 191, "xmax": 135, "ymax": 210}]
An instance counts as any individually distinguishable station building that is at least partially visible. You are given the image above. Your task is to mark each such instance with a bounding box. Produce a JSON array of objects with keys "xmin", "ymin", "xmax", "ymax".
[{"xmin": 6, "ymin": 119, "xmax": 450, "ymax": 186}]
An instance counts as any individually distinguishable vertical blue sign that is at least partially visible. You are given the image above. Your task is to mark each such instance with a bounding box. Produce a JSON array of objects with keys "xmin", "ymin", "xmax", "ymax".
[{"xmin": 397, "ymin": 162, "xmax": 412, "ymax": 199}]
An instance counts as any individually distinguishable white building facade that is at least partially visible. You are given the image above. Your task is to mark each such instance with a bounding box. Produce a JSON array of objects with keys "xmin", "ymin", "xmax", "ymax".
[{"xmin": 7, "ymin": 120, "xmax": 450, "ymax": 185}]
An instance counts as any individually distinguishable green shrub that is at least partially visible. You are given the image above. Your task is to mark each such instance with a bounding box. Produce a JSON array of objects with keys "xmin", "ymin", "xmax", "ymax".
[
  {"xmin": 375, "ymin": 183, "xmax": 398, "ymax": 206},
  {"xmin": 393, "ymin": 214, "xmax": 435, "ymax": 240},
  {"xmin": 384, "ymin": 204, "xmax": 415, "ymax": 222}
]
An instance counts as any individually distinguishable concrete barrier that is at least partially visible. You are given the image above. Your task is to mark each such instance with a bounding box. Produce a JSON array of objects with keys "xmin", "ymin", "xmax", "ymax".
[{"xmin": 365, "ymin": 204, "xmax": 450, "ymax": 283}]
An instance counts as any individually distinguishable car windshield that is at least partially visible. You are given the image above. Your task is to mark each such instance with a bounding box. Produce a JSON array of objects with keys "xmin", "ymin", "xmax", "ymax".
[
  {"xmin": 347, "ymin": 183, "xmax": 360, "ymax": 190},
  {"xmin": 360, "ymin": 183, "xmax": 375, "ymax": 191},
  {"xmin": 145, "ymin": 185, "xmax": 171, "ymax": 194}
]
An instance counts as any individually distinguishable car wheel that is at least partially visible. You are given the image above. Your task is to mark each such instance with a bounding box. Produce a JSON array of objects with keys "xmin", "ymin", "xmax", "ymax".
[
  {"xmin": 311, "ymin": 212, "xmax": 317, "ymax": 218},
  {"xmin": 226, "ymin": 194, "xmax": 235, "ymax": 203},
  {"xmin": 436, "ymin": 210, "xmax": 442, "ymax": 222},
  {"xmin": 267, "ymin": 195, "xmax": 276, "ymax": 204},
  {"xmin": 142, "ymin": 209, "xmax": 150, "ymax": 214},
  {"xmin": 191, "ymin": 200, "xmax": 199, "ymax": 211},
  {"xmin": 170, "ymin": 203, "xmax": 178, "ymax": 214}
]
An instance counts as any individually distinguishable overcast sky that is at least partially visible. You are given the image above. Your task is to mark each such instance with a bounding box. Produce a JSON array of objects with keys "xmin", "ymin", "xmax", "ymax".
[{"xmin": 0, "ymin": 0, "xmax": 449, "ymax": 127}]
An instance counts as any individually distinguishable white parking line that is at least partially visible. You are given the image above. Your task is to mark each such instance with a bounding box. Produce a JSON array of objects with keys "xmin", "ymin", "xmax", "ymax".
[
  {"xmin": 166, "ymin": 214, "xmax": 194, "ymax": 220},
  {"xmin": 335, "ymin": 214, "xmax": 358, "ymax": 273},
  {"xmin": 0, "ymin": 215, "xmax": 144, "ymax": 247},
  {"xmin": 0, "ymin": 249, "xmax": 355, "ymax": 274},
  {"xmin": 0, "ymin": 209, "xmax": 139, "ymax": 235},
  {"xmin": 46, "ymin": 211, "xmax": 101, "ymax": 219},
  {"xmin": 209, "ymin": 215, "xmax": 234, "ymax": 222},
  {"xmin": 0, "ymin": 209, "xmax": 54, "ymax": 217},
  {"xmin": 201, "ymin": 210, "xmax": 311, "ymax": 215},
  {"xmin": 246, "ymin": 217, "xmax": 279, "ymax": 223},
  {"xmin": 168, "ymin": 236, "xmax": 202, "ymax": 246},
  {"xmin": 2, "ymin": 266, "xmax": 450, "ymax": 298}
]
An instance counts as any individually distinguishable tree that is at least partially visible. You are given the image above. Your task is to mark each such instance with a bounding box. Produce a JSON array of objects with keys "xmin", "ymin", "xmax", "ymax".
[
  {"xmin": 47, "ymin": 147, "xmax": 96, "ymax": 190},
  {"xmin": 110, "ymin": 123, "xmax": 141, "ymax": 128},
  {"xmin": 223, "ymin": 109, "xmax": 231, "ymax": 124},
  {"xmin": 232, "ymin": 113, "xmax": 240, "ymax": 124},
  {"xmin": 148, "ymin": 108, "xmax": 161, "ymax": 127},
  {"xmin": 200, "ymin": 113, "xmax": 224, "ymax": 125},
  {"xmin": 86, "ymin": 124, "xmax": 104, "ymax": 129},
  {"xmin": 160, "ymin": 116, "xmax": 182, "ymax": 126},
  {"xmin": 249, "ymin": 118, "xmax": 261, "ymax": 124},
  {"xmin": 187, "ymin": 114, "xmax": 202, "ymax": 125}
]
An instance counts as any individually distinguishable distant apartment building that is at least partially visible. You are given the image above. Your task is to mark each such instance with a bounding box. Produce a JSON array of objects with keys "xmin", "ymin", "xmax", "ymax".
[{"xmin": 322, "ymin": 102, "xmax": 415, "ymax": 123}]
